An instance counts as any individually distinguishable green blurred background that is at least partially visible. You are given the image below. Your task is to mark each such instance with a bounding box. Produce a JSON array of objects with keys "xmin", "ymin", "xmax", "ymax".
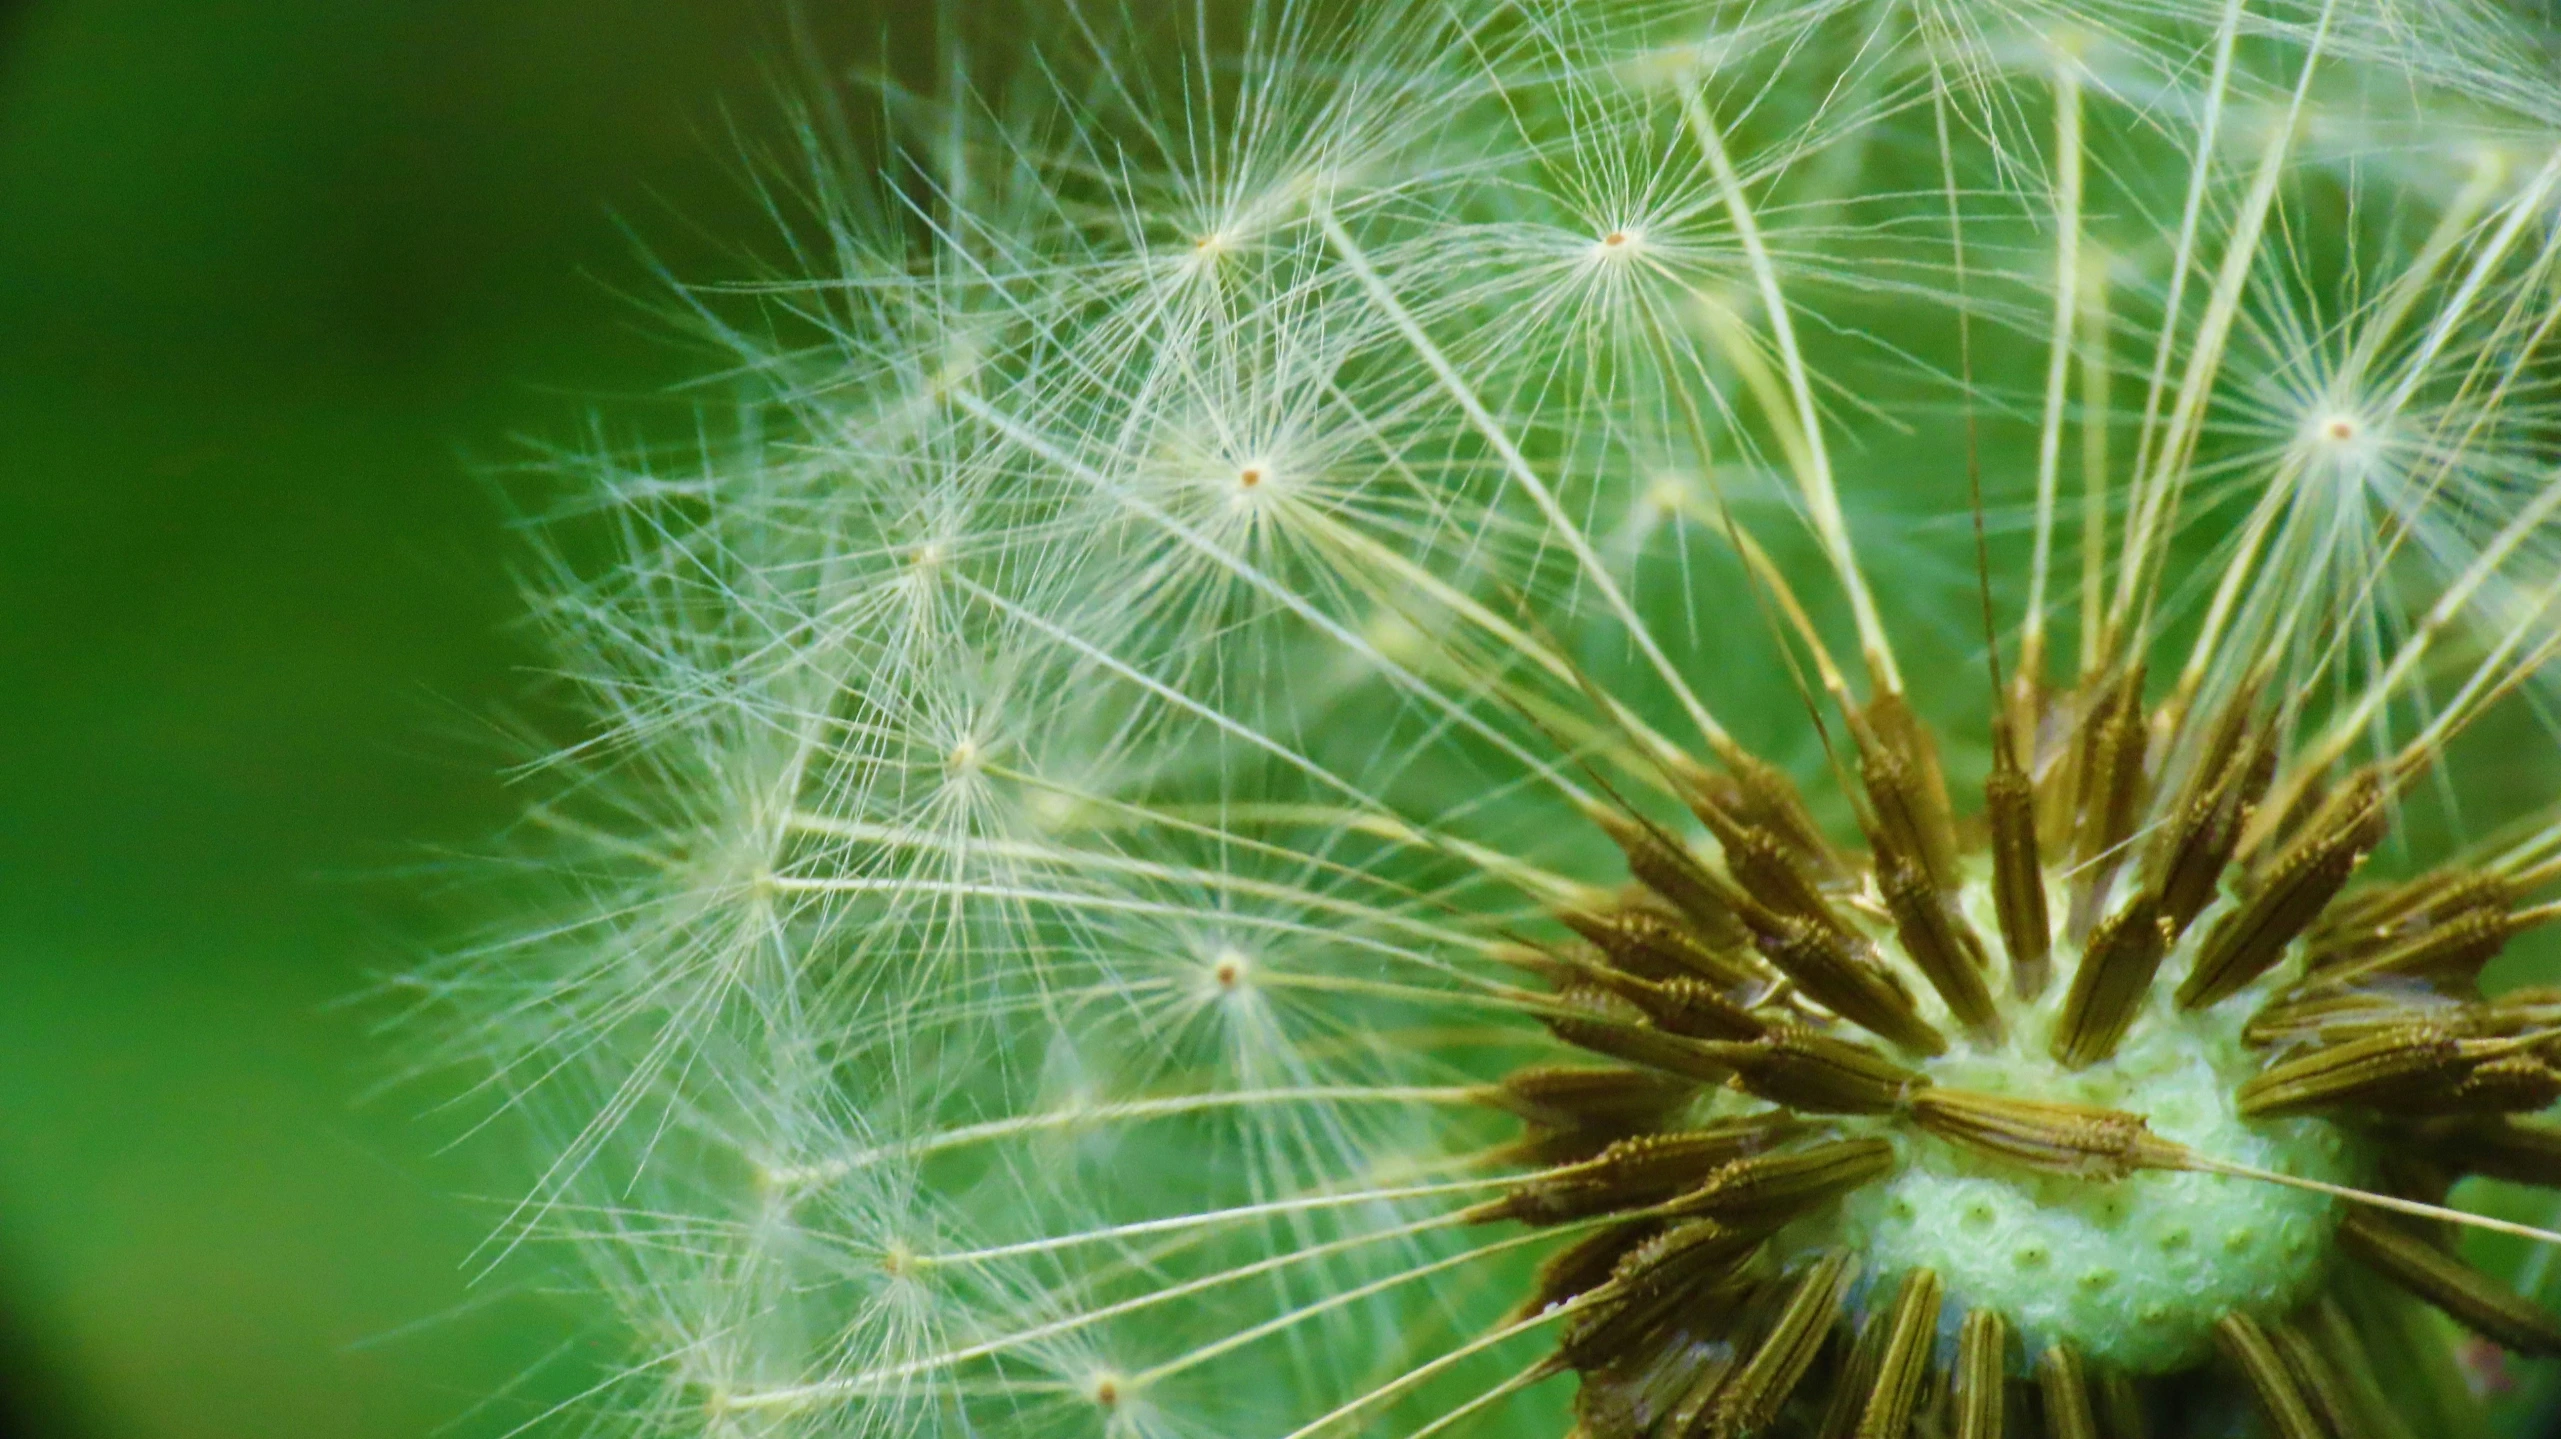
[{"xmin": 0, "ymin": 3, "xmax": 909, "ymax": 1434}]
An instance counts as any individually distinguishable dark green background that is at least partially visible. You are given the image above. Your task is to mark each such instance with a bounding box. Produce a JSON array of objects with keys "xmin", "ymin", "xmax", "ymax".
[{"xmin": 0, "ymin": 4, "xmax": 909, "ymax": 1434}]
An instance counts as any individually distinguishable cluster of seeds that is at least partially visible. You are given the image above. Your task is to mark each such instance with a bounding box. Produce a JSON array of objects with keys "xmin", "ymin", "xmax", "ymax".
[{"xmin": 1477, "ymin": 662, "xmax": 2561, "ymax": 1435}]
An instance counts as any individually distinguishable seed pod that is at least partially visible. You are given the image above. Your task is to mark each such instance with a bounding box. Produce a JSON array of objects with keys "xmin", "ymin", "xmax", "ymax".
[
  {"xmin": 2179, "ymin": 767, "xmax": 2388, "ymax": 1010},
  {"xmin": 2311, "ymin": 907, "xmax": 2518, "ymax": 989},
  {"xmin": 2336, "ymin": 1210, "xmax": 2561, "ymax": 1356},
  {"xmin": 1908, "ymin": 1088, "xmax": 2183, "ymax": 1180},
  {"xmin": 1707, "ymin": 1025, "xmax": 1930, "ymax": 1114},
  {"xmin": 1881, "ymin": 851, "xmax": 2003, "ymax": 1044},
  {"xmin": 2215, "ymin": 1313, "xmax": 2324, "ymax": 1439},
  {"xmin": 1752, "ymin": 916, "xmax": 1947, "ymax": 1056},
  {"xmin": 2051, "ymin": 894, "xmax": 2172, "ymax": 1068}
]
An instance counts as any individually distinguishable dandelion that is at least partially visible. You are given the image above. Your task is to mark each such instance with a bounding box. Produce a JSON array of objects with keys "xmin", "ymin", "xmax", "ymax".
[{"xmin": 426, "ymin": 0, "xmax": 2561, "ymax": 1435}]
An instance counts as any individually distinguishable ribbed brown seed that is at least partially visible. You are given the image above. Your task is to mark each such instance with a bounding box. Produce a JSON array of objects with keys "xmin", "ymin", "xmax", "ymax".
[
  {"xmin": 1559, "ymin": 1259, "xmax": 1759, "ymax": 1379},
  {"xmin": 2407, "ymin": 1115, "xmax": 2561, "ymax": 1187},
  {"xmin": 2095, "ymin": 1372, "xmax": 2147, "ymax": 1439},
  {"xmin": 2152, "ymin": 726, "xmax": 2276, "ymax": 936},
  {"xmin": 2215, "ymin": 1313, "xmax": 2324, "ymax": 1439},
  {"xmin": 1753, "ymin": 916, "xmax": 1947, "ymax": 1056},
  {"xmin": 1559, "ymin": 906, "xmax": 1759, "ymax": 990},
  {"xmin": 1589, "ymin": 809, "xmax": 1752, "ymax": 950},
  {"xmin": 1908, "ymin": 1088, "xmax": 2183, "ymax": 1180},
  {"xmin": 2236, "ymin": 1023, "xmax": 2561, "ymax": 1117},
  {"xmin": 1953, "ymin": 1309, "xmax": 2008, "ymax": 1439},
  {"xmin": 2178, "ymin": 768, "xmax": 2388, "ymax": 1010},
  {"xmin": 1543, "ymin": 993, "xmax": 1736, "ymax": 1085},
  {"xmin": 2336, "ymin": 1210, "xmax": 2561, "ymax": 1356},
  {"xmin": 2243, "ymin": 990, "xmax": 2429, "ymax": 1048},
  {"xmin": 2267, "ymin": 1317, "xmax": 2368, "ymax": 1439},
  {"xmin": 1708, "ymin": 1251, "xmax": 1856, "ymax": 1439},
  {"xmin": 2448, "ymin": 1056, "xmax": 2561, "ymax": 1113},
  {"xmin": 1985, "ymin": 735, "xmax": 2054, "ymax": 1000},
  {"xmin": 1477, "ymin": 1119, "xmax": 1808, "ymax": 1225},
  {"xmin": 1817, "ymin": 1297, "xmax": 1895, "ymax": 1439},
  {"xmin": 2051, "ymin": 895, "xmax": 2173, "ymax": 1069},
  {"xmin": 1488, "ymin": 1065, "xmax": 1696, "ymax": 1133},
  {"xmin": 1662, "ymin": 1137, "xmax": 1898, "ymax": 1224},
  {"xmin": 1855, "ymin": 1268, "xmax": 1943, "ymax": 1439},
  {"xmin": 2311, "ymin": 909, "xmax": 2518, "ymax": 989},
  {"xmin": 2037, "ymin": 1345, "xmax": 2098, "ymax": 1439},
  {"xmin": 1513, "ymin": 1221, "xmax": 1658, "ymax": 1318},
  {"xmin": 2068, "ymin": 667, "xmax": 2152, "ymax": 934},
  {"xmin": 1559, "ymin": 957, "xmax": 1768, "ymax": 1042},
  {"xmin": 2302, "ymin": 1297, "xmax": 2419, "ymax": 1439},
  {"xmin": 1726, "ymin": 824, "xmax": 1862, "ymax": 940},
  {"xmin": 1882, "ymin": 853, "xmax": 2003, "ymax": 1044},
  {"xmin": 1722, "ymin": 749, "xmax": 1846, "ymax": 883},
  {"xmin": 1863, "ymin": 692, "xmax": 1964, "ymax": 892},
  {"xmin": 1706, "ymin": 1025, "xmax": 1929, "ymax": 1114},
  {"xmin": 2309, "ymin": 870, "xmax": 2505, "ymax": 961},
  {"xmin": 1626, "ymin": 976, "xmax": 1769, "ymax": 1042}
]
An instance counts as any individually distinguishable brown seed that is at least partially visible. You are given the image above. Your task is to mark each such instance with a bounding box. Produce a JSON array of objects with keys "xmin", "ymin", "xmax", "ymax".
[
  {"xmin": 2266, "ymin": 1317, "xmax": 2369, "ymax": 1439},
  {"xmin": 1861, "ymin": 692, "xmax": 1964, "ymax": 892},
  {"xmin": 2215, "ymin": 1312, "xmax": 2324, "ymax": 1439},
  {"xmin": 1662, "ymin": 1137, "xmax": 1899, "ymax": 1224},
  {"xmin": 1882, "ymin": 853, "xmax": 2004, "ymax": 1045},
  {"xmin": 1985, "ymin": 730, "xmax": 2053, "ymax": 999},
  {"xmin": 2407, "ymin": 1115, "xmax": 2561, "ymax": 1187},
  {"xmin": 2178, "ymin": 767, "xmax": 2388, "ymax": 1011},
  {"xmin": 2051, "ymin": 894, "xmax": 2173, "ymax": 1069},
  {"xmin": 2095, "ymin": 1371, "xmax": 2148, "ymax": 1439},
  {"xmin": 2037, "ymin": 1344, "xmax": 2098, "ymax": 1439},
  {"xmin": 1816, "ymin": 1292, "xmax": 1894, "ymax": 1439},
  {"xmin": 1708, "ymin": 1251, "xmax": 1857, "ymax": 1438},
  {"xmin": 1486, "ymin": 1065, "xmax": 1696, "ymax": 1133},
  {"xmin": 2068, "ymin": 666, "xmax": 2152, "ymax": 934},
  {"xmin": 1753, "ymin": 915, "xmax": 1948, "ymax": 1056},
  {"xmin": 1855, "ymin": 1268, "xmax": 1943, "ymax": 1439},
  {"xmin": 1953, "ymin": 1309, "xmax": 2009, "ymax": 1439},
  {"xmin": 2235, "ymin": 1023, "xmax": 2466, "ymax": 1117},
  {"xmin": 1479, "ymin": 1119, "xmax": 1810, "ymax": 1225},
  {"xmin": 1559, "ymin": 905, "xmax": 1759, "ymax": 990},
  {"xmin": 2313, "ymin": 908, "xmax": 2518, "ymax": 989},
  {"xmin": 2336, "ymin": 1210, "xmax": 2561, "ymax": 1357},
  {"xmin": 1708, "ymin": 1025, "xmax": 1930, "ymax": 1114},
  {"xmin": 1542, "ymin": 991, "xmax": 1737, "ymax": 1084},
  {"xmin": 2150, "ymin": 721, "xmax": 2275, "ymax": 936},
  {"xmin": 1589, "ymin": 808, "xmax": 1752, "ymax": 949},
  {"xmin": 1513, "ymin": 1221, "xmax": 1659, "ymax": 1318},
  {"xmin": 1908, "ymin": 1088, "xmax": 2184, "ymax": 1180}
]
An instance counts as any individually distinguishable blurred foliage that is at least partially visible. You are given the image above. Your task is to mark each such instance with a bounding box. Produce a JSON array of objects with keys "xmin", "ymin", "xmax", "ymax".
[{"xmin": 0, "ymin": 2, "xmax": 913, "ymax": 1434}]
